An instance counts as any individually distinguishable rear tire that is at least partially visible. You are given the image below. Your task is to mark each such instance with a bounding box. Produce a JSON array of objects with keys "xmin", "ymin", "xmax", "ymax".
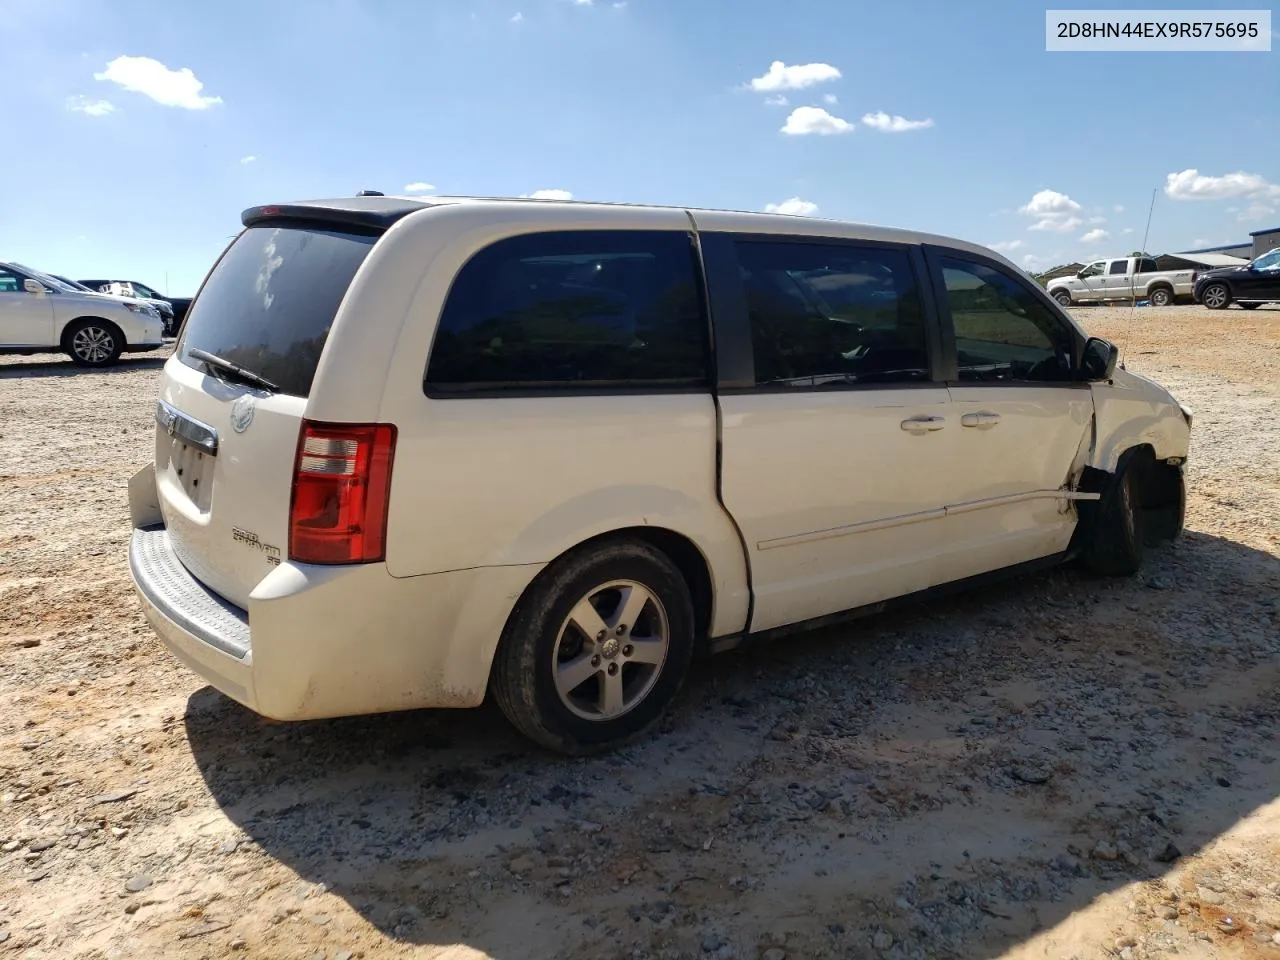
[
  {"xmin": 1239, "ymin": 302, "xmax": 1259, "ymax": 310},
  {"xmin": 1200, "ymin": 283, "xmax": 1230, "ymax": 310},
  {"xmin": 1080, "ymin": 453, "xmax": 1147, "ymax": 577},
  {"xmin": 1051, "ymin": 289, "xmax": 1073, "ymax": 307},
  {"xmin": 490, "ymin": 538, "xmax": 695, "ymax": 755},
  {"xmin": 64, "ymin": 319, "xmax": 124, "ymax": 367},
  {"xmin": 1148, "ymin": 286, "xmax": 1173, "ymax": 307}
]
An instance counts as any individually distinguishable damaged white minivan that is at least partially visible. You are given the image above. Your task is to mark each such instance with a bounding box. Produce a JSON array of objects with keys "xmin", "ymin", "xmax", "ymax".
[{"xmin": 128, "ymin": 195, "xmax": 1192, "ymax": 753}]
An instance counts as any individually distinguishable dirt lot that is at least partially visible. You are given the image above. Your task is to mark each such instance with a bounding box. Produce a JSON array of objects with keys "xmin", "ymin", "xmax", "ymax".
[{"xmin": 2, "ymin": 304, "xmax": 1278, "ymax": 960}]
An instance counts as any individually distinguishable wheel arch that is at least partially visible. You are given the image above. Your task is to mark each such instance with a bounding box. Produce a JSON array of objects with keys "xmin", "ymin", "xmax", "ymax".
[
  {"xmin": 495, "ymin": 525, "xmax": 719, "ymax": 660},
  {"xmin": 59, "ymin": 315, "xmax": 126, "ymax": 348}
]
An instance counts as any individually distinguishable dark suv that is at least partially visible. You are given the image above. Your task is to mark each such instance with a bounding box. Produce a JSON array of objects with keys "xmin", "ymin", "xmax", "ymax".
[
  {"xmin": 78, "ymin": 279, "xmax": 192, "ymax": 334},
  {"xmin": 1193, "ymin": 248, "xmax": 1280, "ymax": 309}
]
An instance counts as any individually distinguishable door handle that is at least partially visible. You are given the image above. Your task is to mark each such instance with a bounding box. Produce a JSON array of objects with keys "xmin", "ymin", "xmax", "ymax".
[
  {"xmin": 900, "ymin": 415, "xmax": 946, "ymax": 434},
  {"xmin": 961, "ymin": 412, "xmax": 1001, "ymax": 429}
]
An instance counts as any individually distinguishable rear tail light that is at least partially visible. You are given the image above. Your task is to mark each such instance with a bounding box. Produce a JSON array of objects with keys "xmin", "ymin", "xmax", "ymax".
[{"xmin": 289, "ymin": 420, "xmax": 397, "ymax": 564}]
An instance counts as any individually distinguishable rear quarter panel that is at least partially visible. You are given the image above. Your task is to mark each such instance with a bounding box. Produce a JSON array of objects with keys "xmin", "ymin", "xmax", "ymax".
[{"xmin": 316, "ymin": 202, "xmax": 751, "ymax": 639}]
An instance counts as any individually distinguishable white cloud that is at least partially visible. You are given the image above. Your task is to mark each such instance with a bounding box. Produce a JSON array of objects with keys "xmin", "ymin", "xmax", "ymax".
[
  {"xmin": 1088, "ymin": 216, "xmax": 1107, "ymax": 224},
  {"xmin": 1019, "ymin": 189, "xmax": 1083, "ymax": 232},
  {"xmin": 94, "ymin": 55, "xmax": 222, "ymax": 110},
  {"xmin": 749, "ymin": 60, "xmax": 841, "ymax": 92},
  {"xmin": 1029, "ymin": 215, "xmax": 1082, "ymax": 233},
  {"xmin": 572, "ymin": 0, "xmax": 593, "ymax": 5},
  {"xmin": 1238, "ymin": 201, "xmax": 1277, "ymax": 221},
  {"xmin": 404, "ymin": 181, "xmax": 435, "ymax": 193},
  {"xmin": 1079, "ymin": 228, "xmax": 1110, "ymax": 244},
  {"xmin": 240, "ymin": 155, "xmax": 257, "ymax": 164},
  {"xmin": 1021, "ymin": 252, "xmax": 1064, "ymax": 272},
  {"xmin": 522, "ymin": 189, "xmax": 573, "ymax": 200},
  {"xmin": 823, "ymin": 93, "xmax": 838, "ymax": 105},
  {"xmin": 860, "ymin": 111, "xmax": 934, "ymax": 133},
  {"xmin": 1164, "ymin": 168, "xmax": 1280, "ymax": 201},
  {"xmin": 1113, "ymin": 204, "xmax": 1125, "ymax": 213},
  {"xmin": 65, "ymin": 96, "xmax": 115, "ymax": 116},
  {"xmin": 989, "ymin": 240, "xmax": 1024, "ymax": 252},
  {"xmin": 612, "ymin": 1, "xmax": 627, "ymax": 6},
  {"xmin": 781, "ymin": 106, "xmax": 853, "ymax": 136},
  {"xmin": 1192, "ymin": 237, "xmax": 1212, "ymax": 247},
  {"xmin": 511, "ymin": 11, "xmax": 523, "ymax": 21},
  {"xmin": 764, "ymin": 197, "xmax": 819, "ymax": 216},
  {"xmin": 1122, "ymin": 227, "xmax": 1134, "ymax": 234},
  {"xmin": 764, "ymin": 95, "xmax": 789, "ymax": 107}
]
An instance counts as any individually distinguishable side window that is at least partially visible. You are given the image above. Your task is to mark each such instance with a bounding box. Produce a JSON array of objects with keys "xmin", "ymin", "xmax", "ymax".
[
  {"xmin": 1107, "ymin": 260, "xmax": 1129, "ymax": 275},
  {"xmin": 939, "ymin": 257, "xmax": 1077, "ymax": 383},
  {"xmin": 0, "ymin": 269, "xmax": 21, "ymax": 294},
  {"xmin": 734, "ymin": 240, "xmax": 930, "ymax": 387},
  {"xmin": 1079, "ymin": 261, "xmax": 1104, "ymax": 278},
  {"xmin": 426, "ymin": 230, "xmax": 708, "ymax": 391},
  {"xmin": 1137, "ymin": 258, "xmax": 1159, "ymax": 273}
]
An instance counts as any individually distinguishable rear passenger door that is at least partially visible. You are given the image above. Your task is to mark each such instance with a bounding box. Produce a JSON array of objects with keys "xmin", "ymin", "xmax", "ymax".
[
  {"xmin": 704, "ymin": 231, "xmax": 954, "ymax": 633},
  {"xmin": 1104, "ymin": 258, "xmax": 1133, "ymax": 299},
  {"xmin": 924, "ymin": 249, "xmax": 1094, "ymax": 584}
]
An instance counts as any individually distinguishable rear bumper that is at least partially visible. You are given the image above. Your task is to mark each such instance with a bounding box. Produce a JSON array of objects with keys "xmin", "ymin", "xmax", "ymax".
[{"xmin": 127, "ymin": 514, "xmax": 543, "ymax": 721}]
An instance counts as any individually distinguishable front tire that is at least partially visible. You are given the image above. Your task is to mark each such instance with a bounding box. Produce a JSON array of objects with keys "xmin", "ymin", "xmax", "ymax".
[
  {"xmin": 64, "ymin": 319, "xmax": 124, "ymax": 367},
  {"xmin": 1148, "ymin": 287, "xmax": 1173, "ymax": 307},
  {"xmin": 490, "ymin": 539, "xmax": 695, "ymax": 754},
  {"xmin": 1200, "ymin": 283, "xmax": 1230, "ymax": 310},
  {"xmin": 1080, "ymin": 455, "xmax": 1147, "ymax": 577},
  {"xmin": 1051, "ymin": 289, "xmax": 1073, "ymax": 307}
]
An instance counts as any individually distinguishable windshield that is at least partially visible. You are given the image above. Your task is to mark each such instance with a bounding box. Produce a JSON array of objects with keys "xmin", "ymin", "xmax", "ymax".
[
  {"xmin": 1252, "ymin": 249, "xmax": 1280, "ymax": 271},
  {"xmin": 177, "ymin": 225, "xmax": 378, "ymax": 397},
  {"xmin": 12, "ymin": 264, "xmax": 79, "ymax": 293},
  {"xmin": 130, "ymin": 282, "xmax": 162, "ymax": 299}
]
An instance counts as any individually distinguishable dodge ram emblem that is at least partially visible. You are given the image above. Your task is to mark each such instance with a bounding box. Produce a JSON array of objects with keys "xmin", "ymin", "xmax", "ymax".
[{"xmin": 230, "ymin": 395, "xmax": 256, "ymax": 434}]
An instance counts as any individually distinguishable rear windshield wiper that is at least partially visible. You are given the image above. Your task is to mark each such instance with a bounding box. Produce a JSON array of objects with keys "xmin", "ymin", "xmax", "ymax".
[{"xmin": 188, "ymin": 348, "xmax": 280, "ymax": 394}]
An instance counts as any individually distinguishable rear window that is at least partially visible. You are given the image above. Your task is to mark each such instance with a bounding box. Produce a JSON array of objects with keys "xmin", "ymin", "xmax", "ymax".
[{"xmin": 177, "ymin": 225, "xmax": 377, "ymax": 397}]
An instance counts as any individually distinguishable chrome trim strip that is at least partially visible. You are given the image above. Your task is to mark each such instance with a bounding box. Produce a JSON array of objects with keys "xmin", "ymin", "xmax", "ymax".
[
  {"xmin": 156, "ymin": 400, "xmax": 218, "ymax": 457},
  {"xmin": 758, "ymin": 507, "xmax": 946, "ymax": 551},
  {"xmin": 756, "ymin": 489, "xmax": 1101, "ymax": 551}
]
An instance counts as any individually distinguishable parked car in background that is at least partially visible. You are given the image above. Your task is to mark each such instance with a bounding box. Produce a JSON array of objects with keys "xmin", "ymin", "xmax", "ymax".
[
  {"xmin": 1193, "ymin": 247, "xmax": 1280, "ymax": 309},
  {"xmin": 1, "ymin": 262, "xmax": 165, "ymax": 366},
  {"xmin": 78, "ymin": 279, "xmax": 189, "ymax": 334},
  {"xmin": 1047, "ymin": 256, "xmax": 1195, "ymax": 307},
  {"xmin": 127, "ymin": 194, "xmax": 1192, "ymax": 754}
]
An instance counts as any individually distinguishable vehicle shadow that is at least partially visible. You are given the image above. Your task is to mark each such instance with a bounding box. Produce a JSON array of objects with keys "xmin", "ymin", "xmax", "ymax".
[
  {"xmin": 0, "ymin": 355, "xmax": 168, "ymax": 378},
  {"xmin": 185, "ymin": 529, "xmax": 1279, "ymax": 958}
]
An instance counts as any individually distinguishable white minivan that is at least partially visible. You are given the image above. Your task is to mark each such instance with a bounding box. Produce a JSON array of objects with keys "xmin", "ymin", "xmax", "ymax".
[{"xmin": 128, "ymin": 195, "xmax": 1192, "ymax": 753}]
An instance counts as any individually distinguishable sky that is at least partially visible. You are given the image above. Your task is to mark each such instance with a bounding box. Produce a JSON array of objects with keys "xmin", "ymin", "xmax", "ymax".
[{"xmin": 1, "ymin": 0, "xmax": 1277, "ymax": 295}]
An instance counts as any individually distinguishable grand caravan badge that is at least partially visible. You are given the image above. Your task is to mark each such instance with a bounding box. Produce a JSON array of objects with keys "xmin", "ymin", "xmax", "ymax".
[{"xmin": 230, "ymin": 394, "xmax": 256, "ymax": 434}]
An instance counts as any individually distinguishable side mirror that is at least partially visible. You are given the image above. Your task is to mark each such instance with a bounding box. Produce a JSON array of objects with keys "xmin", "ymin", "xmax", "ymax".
[
  {"xmin": 1080, "ymin": 336, "xmax": 1119, "ymax": 381},
  {"xmin": 23, "ymin": 279, "xmax": 46, "ymax": 295},
  {"xmin": 1076, "ymin": 270, "xmax": 1087, "ymax": 279}
]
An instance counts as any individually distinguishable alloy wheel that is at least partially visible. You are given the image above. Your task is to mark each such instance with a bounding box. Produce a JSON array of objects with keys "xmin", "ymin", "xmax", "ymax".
[
  {"xmin": 551, "ymin": 579, "xmax": 669, "ymax": 721},
  {"xmin": 72, "ymin": 326, "xmax": 115, "ymax": 364}
]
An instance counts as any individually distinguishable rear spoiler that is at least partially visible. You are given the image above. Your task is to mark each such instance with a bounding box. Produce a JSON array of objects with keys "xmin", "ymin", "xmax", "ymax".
[{"xmin": 241, "ymin": 197, "xmax": 434, "ymax": 232}]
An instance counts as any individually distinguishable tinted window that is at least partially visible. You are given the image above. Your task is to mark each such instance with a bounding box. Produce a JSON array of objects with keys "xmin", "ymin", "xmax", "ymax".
[
  {"xmin": 426, "ymin": 230, "xmax": 707, "ymax": 391},
  {"xmin": 1107, "ymin": 260, "xmax": 1129, "ymax": 275},
  {"xmin": 940, "ymin": 257, "xmax": 1076, "ymax": 383},
  {"xmin": 735, "ymin": 241, "xmax": 929, "ymax": 387},
  {"xmin": 177, "ymin": 226, "xmax": 377, "ymax": 397},
  {"xmin": 1137, "ymin": 258, "xmax": 1159, "ymax": 273}
]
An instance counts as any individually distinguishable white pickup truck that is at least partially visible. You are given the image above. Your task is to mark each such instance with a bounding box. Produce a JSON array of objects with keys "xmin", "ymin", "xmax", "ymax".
[{"xmin": 1047, "ymin": 256, "xmax": 1195, "ymax": 307}]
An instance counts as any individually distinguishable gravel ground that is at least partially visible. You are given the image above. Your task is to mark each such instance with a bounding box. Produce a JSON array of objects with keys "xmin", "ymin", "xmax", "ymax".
[{"xmin": 1, "ymin": 305, "xmax": 1278, "ymax": 960}]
